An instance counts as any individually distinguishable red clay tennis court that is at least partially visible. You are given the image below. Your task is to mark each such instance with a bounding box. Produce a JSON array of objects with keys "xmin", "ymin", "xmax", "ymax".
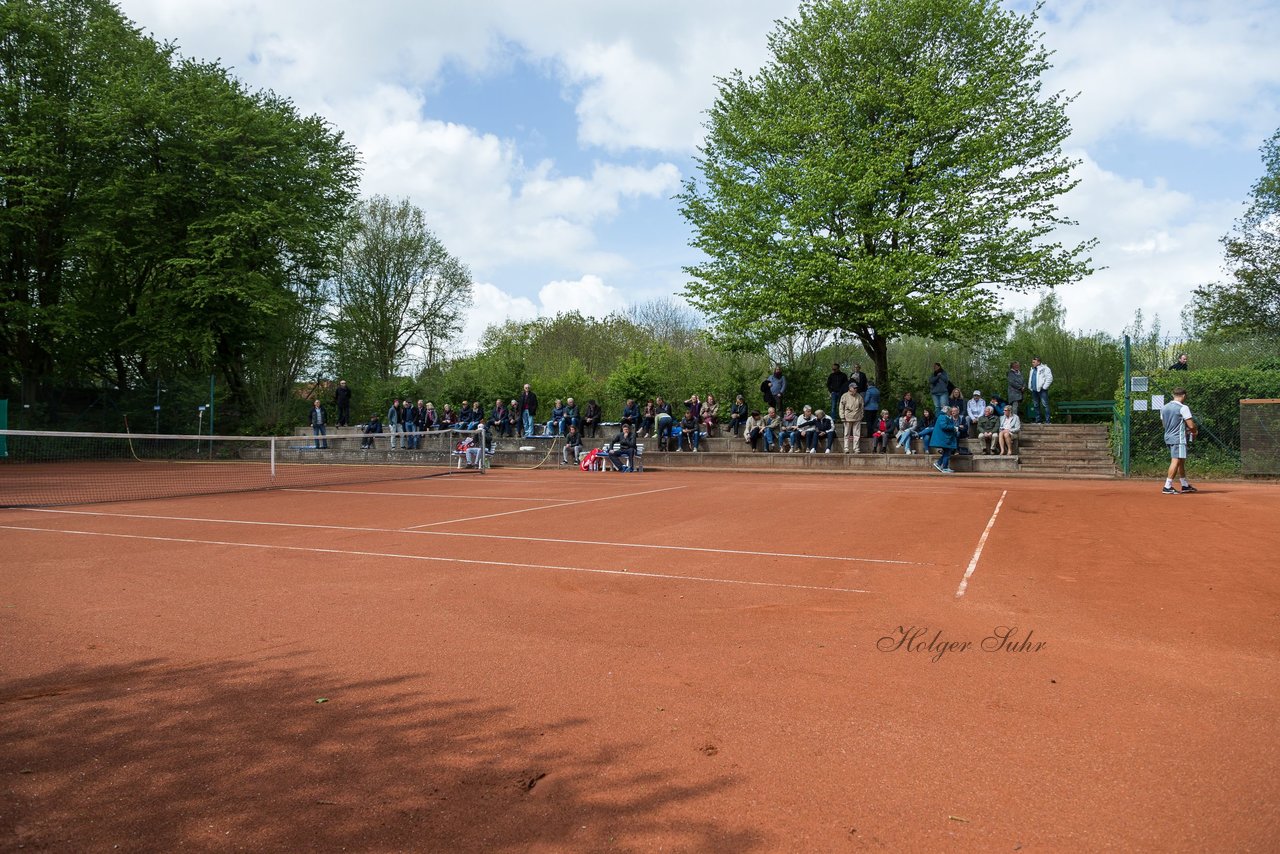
[{"xmin": 3, "ymin": 467, "xmax": 1279, "ymax": 851}]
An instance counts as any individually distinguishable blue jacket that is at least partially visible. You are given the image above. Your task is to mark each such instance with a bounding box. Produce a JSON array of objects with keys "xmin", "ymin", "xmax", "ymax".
[
  {"xmin": 930, "ymin": 411, "xmax": 959, "ymax": 449},
  {"xmin": 864, "ymin": 385, "xmax": 880, "ymax": 411}
]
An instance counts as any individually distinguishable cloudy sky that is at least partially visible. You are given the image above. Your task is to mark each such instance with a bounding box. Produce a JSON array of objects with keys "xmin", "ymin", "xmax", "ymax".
[{"xmin": 116, "ymin": 0, "xmax": 1280, "ymax": 351}]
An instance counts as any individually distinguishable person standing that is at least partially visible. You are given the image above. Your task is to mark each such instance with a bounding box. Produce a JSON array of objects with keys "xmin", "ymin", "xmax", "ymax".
[
  {"xmin": 839, "ymin": 382, "xmax": 865, "ymax": 453},
  {"xmin": 334, "ymin": 379, "xmax": 352, "ymax": 427},
  {"xmin": 928, "ymin": 363, "xmax": 951, "ymax": 415},
  {"xmin": 863, "ymin": 380, "xmax": 881, "ymax": 436},
  {"xmin": 519, "ymin": 383, "xmax": 538, "ymax": 438},
  {"xmin": 768, "ymin": 366, "xmax": 787, "ymax": 413},
  {"xmin": 309, "ymin": 399, "xmax": 328, "ymax": 449},
  {"xmin": 931, "ymin": 406, "xmax": 960, "ymax": 474},
  {"xmin": 386, "ymin": 398, "xmax": 402, "ymax": 449},
  {"xmin": 1027, "ymin": 356, "xmax": 1054, "ymax": 423},
  {"xmin": 826, "ymin": 363, "xmax": 849, "ymax": 423},
  {"xmin": 849, "ymin": 363, "xmax": 868, "ymax": 395},
  {"xmin": 1170, "ymin": 353, "xmax": 1189, "ymax": 371},
  {"xmin": 1006, "ymin": 361, "xmax": 1025, "ymax": 418},
  {"xmin": 1160, "ymin": 387, "xmax": 1198, "ymax": 494}
]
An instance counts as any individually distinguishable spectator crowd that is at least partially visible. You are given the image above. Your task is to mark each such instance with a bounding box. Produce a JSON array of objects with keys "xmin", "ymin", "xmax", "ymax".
[{"xmin": 311, "ymin": 357, "xmax": 1060, "ymax": 474}]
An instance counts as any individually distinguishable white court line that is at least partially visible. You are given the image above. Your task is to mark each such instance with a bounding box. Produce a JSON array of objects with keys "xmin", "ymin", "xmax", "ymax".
[
  {"xmin": 955, "ymin": 489, "xmax": 1007, "ymax": 598},
  {"xmin": 0, "ymin": 524, "xmax": 871, "ymax": 595},
  {"xmin": 402, "ymin": 485, "xmax": 687, "ymax": 529},
  {"xmin": 284, "ymin": 487, "xmax": 572, "ymax": 503},
  {"xmin": 14, "ymin": 508, "xmax": 932, "ymax": 567}
]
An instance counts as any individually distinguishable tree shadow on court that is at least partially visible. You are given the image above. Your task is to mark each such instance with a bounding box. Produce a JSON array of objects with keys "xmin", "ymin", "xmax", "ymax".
[{"xmin": 1, "ymin": 656, "xmax": 763, "ymax": 852}]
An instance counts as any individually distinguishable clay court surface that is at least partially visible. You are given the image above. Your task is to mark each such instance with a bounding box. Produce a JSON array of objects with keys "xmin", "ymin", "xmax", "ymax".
[{"xmin": 2, "ymin": 468, "xmax": 1279, "ymax": 852}]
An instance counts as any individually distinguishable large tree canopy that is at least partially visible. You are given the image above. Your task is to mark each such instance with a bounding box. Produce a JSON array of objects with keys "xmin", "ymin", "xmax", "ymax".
[
  {"xmin": 679, "ymin": 0, "xmax": 1095, "ymax": 384},
  {"xmin": 1191, "ymin": 127, "xmax": 1280, "ymax": 339},
  {"xmin": 1, "ymin": 0, "xmax": 359, "ymax": 423}
]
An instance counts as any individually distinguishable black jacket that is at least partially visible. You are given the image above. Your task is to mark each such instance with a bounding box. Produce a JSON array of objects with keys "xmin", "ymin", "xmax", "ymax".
[{"xmin": 827, "ymin": 370, "xmax": 849, "ymax": 394}]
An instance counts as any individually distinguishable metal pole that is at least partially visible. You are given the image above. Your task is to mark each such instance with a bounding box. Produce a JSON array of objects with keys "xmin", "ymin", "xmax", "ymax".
[
  {"xmin": 209, "ymin": 374, "xmax": 215, "ymax": 437},
  {"xmin": 155, "ymin": 379, "xmax": 162, "ymax": 436},
  {"xmin": 1122, "ymin": 334, "xmax": 1132, "ymax": 477}
]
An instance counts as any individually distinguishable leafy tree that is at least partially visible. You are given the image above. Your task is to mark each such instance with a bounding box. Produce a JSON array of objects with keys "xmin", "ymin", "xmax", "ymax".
[
  {"xmin": 330, "ymin": 196, "xmax": 473, "ymax": 381},
  {"xmin": 1, "ymin": 0, "xmax": 360, "ymax": 425},
  {"xmin": 679, "ymin": 0, "xmax": 1095, "ymax": 387},
  {"xmin": 1190, "ymin": 127, "xmax": 1280, "ymax": 339}
]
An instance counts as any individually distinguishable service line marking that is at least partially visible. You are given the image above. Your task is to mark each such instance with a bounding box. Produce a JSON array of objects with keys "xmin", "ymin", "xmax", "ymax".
[
  {"xmin": 0, "ymin": 524, "xmax": 871, "ymax": 596},
  {"xmin": 955, "ymin": 489, "xmax": 1007, "ymax": 598},
  {"xmin": 284, "ymin": 487, "xmax": 573, "ymax": 503},
  {"xmin": 400, "ymin": 485, "xmax": 687, "ymax": 529},
  {"xmin": 14, "ymin": 508, "xmax": 932, "ymax": 567}
]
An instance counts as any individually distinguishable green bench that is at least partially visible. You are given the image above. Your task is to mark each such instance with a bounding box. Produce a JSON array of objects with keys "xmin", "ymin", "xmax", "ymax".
[{"xmin": 1054, "ymin": 400, "xmax": 1114, "ymax": 422}]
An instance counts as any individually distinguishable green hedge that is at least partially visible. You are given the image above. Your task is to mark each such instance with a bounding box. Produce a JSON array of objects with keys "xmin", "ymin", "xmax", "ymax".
[{"xmin": 1116, "ymin": 366, "xmax": 1280, "ymax": 476}]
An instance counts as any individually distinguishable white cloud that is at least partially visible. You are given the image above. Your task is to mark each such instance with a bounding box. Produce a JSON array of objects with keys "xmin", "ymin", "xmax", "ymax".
[
  {"xmin": 537, "ymin": 274, "xmax": 626, "ymax": 318},
  {"xmin": 456, "ymin": 275, "xmax": 628, "ymax": 354},
  {"xmin": 1002, "ymin": 152, "xmax": 1240, "ymax": 334},
  {"xmin": 1042, "ymin": 0, "xmax": 1280, "ymax": 148},
  {"xmin": 342, "ymin": 88, "xmax": 681, "ymax": 276}
]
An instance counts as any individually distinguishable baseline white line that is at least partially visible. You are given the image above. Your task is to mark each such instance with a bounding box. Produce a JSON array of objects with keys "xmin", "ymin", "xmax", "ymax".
[
  {"xmin": 955, "ymin": 489, "xmax": 1007, "ymax": 598},
  {"xmin": 14, "ymin": 508, "xmax": 931, "ymax": 567},
  {"xmin": 0, "ymin": 525, "xmax": 871, "ymax": 595},
  {"xmin": 283, "ymin": 487, "xmax": 572, "ymax": 502},
  {"xmin": 402, "ymin": 485, "xmax": 688, "ymax": 529}
]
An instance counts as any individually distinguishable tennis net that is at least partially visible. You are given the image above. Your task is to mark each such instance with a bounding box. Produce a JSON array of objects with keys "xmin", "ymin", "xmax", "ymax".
[{"xmin": 0, "ymin": 428, "xmax": 489, "ymax": 507}]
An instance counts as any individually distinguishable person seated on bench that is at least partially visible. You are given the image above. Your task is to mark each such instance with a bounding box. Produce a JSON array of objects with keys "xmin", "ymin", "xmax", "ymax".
[
  {"xmin": 456, "ymin": 435, "xmax": 483, "ymax": 468},
  {"xmin": 620, "ymin": 399, "xmax": 640, "ymax": 430},
  {"xmin": 561, "ymin": 424, "xmax": 583, "ymax": 465},
  {"xmin": 976, "ymin": 405, "xmax": 1000, "ymax": 454},
  {"xmin": 998, "ymin": 407, "xmax": 1021, "ymax": 455},
  {"xmin": 639, "ymin": 399, "xmax": 655, "ymax": 438},
  {"xmin": 360, "ymin": 413, "xmax": 382, "ymax": 449},
  {"xmin": 761, "ymin": 406, "xmax": 782, "ymax": 451},
  {"xmin": 895, "ymin": 409, "xmax": 918, "ymax": 454},
  {"xmin": 582, "ymin": 399, "xmax": 602, "ymax": 438},
  {"xmin": 743, "ymin": 410, "xmax": 764, "ymax": 451},
  {"xmin": 545, "ymin": 399, "xmax": 566, "ymax": 436},
  {"xmin": 812, "ymin": 409, "xmax": 837, "ymax": 453},
  {"xmin": 796, "ymin": 405, "xmax": 817, "ymax": 452},
  {"xmin": 870, "ymin": 412, "xmax": 892, "ymax": 453},
  {"xmin": 728, "ymin": 395, "xmax": 748, "ymax": 437},
  {"xmin": 679, "ymin": 408, "xmax": 701, "ymax": 451},
  {"xmin": 780, "ymin": 406, "xmax": 799, "ymax": 451},
  {"xmin": 607, "ymin": 423, "xmax": 638, "ymax": 471}
]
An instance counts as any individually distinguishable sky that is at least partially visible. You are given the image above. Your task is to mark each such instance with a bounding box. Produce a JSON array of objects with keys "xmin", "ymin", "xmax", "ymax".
[{"xmin": 115, "ymin": 0, "xmax": 1280, "ymax": 355}]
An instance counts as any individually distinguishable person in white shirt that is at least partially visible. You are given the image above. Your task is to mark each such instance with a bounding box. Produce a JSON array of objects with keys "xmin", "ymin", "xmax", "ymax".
[
  {"xmin": 998, "ymin": 408, "xmax": 1022, "ymax": 455},
  {"xmin": 965, "ymin": 391, "xmax": 986, "ymax": 437},
  {"xmin": 1027, "ymin": 357, "xmax": 1054, "ymax": 423}
]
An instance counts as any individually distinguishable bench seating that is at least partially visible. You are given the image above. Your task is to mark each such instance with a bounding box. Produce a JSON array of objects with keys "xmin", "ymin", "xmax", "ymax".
[{"xmin": 1055, "ymin": 400, "xmax": 1114, "ymax": 422}]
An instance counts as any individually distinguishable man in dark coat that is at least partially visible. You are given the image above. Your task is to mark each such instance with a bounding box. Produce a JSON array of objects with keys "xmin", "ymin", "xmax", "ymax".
[
  {"xmin": 334, "ymin": 379, "xmax": 352, "ymax": 427},
  {"xmin": 1007, "ymin": 361, "xmax": 1025, "ymax": 417},
  {"xmin": 519, "ymin": 383, "xmax": 539, "ymax": 437}
]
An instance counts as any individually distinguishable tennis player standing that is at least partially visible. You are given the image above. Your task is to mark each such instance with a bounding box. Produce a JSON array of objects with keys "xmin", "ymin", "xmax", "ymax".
[{"xmin": 1160, "ymin": 387, "xmax": 1198, "ymax": 494}]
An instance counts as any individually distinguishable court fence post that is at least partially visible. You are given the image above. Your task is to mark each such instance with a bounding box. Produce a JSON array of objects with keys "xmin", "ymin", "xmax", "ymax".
[
  {"xmin": 1122, "ymin": 334, "xmax": 1132, "ymax": 477},
  {"xmin": 270, "ymin": 436, "xmax": 276, "ymax": 480}
]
